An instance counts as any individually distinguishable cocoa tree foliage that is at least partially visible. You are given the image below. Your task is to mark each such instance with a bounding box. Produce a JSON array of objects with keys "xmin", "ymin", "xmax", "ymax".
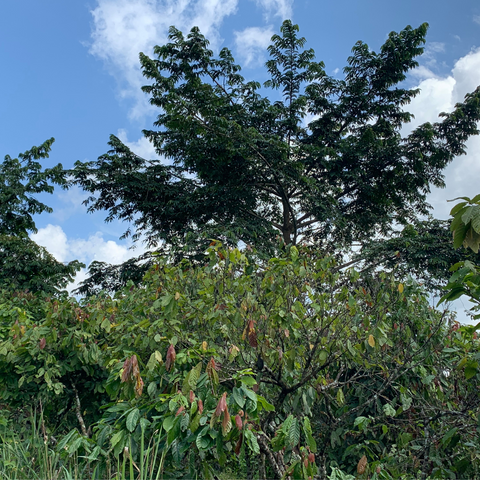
[
  {"xmin": 2, "ymin": 245, "xmax": 480, "ymax": 479},
  {"xmin": 0, "ymin": 140, "xmax": 83, "ymax": 293},
  {"xmin": 356, "ymin": 218, "xmax": 480, "ymax": 291},
  {"xmin": 440, "ymin": 195, "xmax": 480, "ymax": 319},
  {"xmin": 70, "ymin": 21, "xmax": 480, "ymax": 260}
]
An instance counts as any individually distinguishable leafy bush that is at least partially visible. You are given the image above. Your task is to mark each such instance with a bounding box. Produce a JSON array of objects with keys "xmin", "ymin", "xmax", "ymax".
[{"xmin": 1, "ymin": 244, "xmax": 480, "ymax": 479}]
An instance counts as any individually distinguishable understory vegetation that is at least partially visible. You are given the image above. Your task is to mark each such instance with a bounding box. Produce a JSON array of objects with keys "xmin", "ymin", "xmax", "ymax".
[{"xmin": 2, "ymin": 243, "xmax": 480, "ymax": 479}]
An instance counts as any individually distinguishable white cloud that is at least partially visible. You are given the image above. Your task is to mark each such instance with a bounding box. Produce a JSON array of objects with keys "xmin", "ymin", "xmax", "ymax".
[
  {"xmin": 31, "ymin": 224, "xmax": 138, "ymax": 265},
  {"xmin": 406, "ymin": 76, "xmax": 455, "ymax": 130},
  {"xmin": 31, "ymin": 224, "xmax": 148, "ymax": 293},
  {"xmin": 31, "ymin": 224, "xmax": 70, "ymax": 263},
  {"xmin": 254, "ymin": 0, "xmax": 293, "ymax": 20},
  {"xmin": 234, "ymin": 26, "xmax": 274, "ymax": 67},
  {"xmin": 408, "ymin": 65, "xmax": 438, "ymax": 80},
  {"xmin": 400, "ymin": 47, "xmax": 480, "ymax": 324},
  {"xmin": 403, "ymin": 48, "xmax": 480, "ymax": 220},
  {"xmin": 117, "ymin": 128, "xmax": 159, "ymax": 159},
  {"xmin": 89, "ymin": 0, "xmax": 239, "ymax": 120},
  {"xmin": 473, "ymin": 15, "xmax": 480, "ymax": 26}
]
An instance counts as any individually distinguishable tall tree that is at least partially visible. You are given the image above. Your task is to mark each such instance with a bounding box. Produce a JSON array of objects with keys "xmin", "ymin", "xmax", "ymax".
[
  {"xmin": 0, "ymin": 140, "xmax": 83, "ymax": 294},
  {"xmin": 70, "ymin": 21, "xmax": 480, "ymax": 258}
]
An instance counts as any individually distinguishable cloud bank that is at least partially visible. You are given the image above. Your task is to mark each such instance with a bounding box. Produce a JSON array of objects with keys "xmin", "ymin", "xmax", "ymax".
[
  {"xmin": 406, "ymin": 47, "xmax": 480, "ymax": 219},
  {"xmin": 89, "ymin": 0, "xmax": 239, "ymax": 120},
  {"xmin": 31, "ymin": 224, "xmax": 144, "ymax": 292}
]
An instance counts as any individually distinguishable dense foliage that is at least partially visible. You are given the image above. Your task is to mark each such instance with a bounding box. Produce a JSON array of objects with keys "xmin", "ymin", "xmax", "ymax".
[
  {"xmin": 1, "ymin": 244, "xmax": 480, "ymax": 479},
  {"xmin": 0, "ymin": 140, "xmax": 83, "ymax": 293},
  {"xmin": 70, "ymin": 21, "xmax": 480, "ymax": 259}
]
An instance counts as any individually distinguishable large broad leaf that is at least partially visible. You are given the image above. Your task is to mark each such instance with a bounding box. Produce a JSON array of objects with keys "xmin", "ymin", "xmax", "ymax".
[
  {"xmin": 126, "ymin": 408, "xmax": 140, "ymax": 432},
  {"xmin": 288, "ymin": 417, "xmax": 300, "ymax": 447}
]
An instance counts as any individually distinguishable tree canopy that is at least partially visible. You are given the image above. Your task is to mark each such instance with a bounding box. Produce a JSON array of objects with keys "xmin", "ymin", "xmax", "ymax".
[
  {"xmin": 0, "ymin": 140, "xmax": 83, "ymax": 294},
  {"xmin": 71, "ymin": 21, "xmax": 480, "ymax": 260}
]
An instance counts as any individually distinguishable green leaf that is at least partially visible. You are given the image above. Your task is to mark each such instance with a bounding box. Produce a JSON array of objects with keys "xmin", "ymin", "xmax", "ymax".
[
  {"xmin": 442, "ymin": 427, "xmax": 458, "ymax": 446},
  {"xmin": 257, "ymin": 395, "xmax": 275, "ymax": 412},
  {"xmin": 336, "ymin": 388, "xmax": 345, "ymax": 405},
  {"xmin": 383, "ymin": 403, "xmax": 396, "ymax": 417},
  {"xmin": 244, "ymin": 429, "xmax": 260, "ymax": 454},
  {"xmin": 126, "ymin": 408, "xmax": 140, "ymax": 432},
  {"xmin": 240, "ymin": 375, "xmax": 257, "ymax": 386},
  {"xmin": 163, "ymin": 415, "xmax": 175, "ymax": 432},
  {"xmin": 303, "ymin": 417, "xmax": 317, "ymax": 453},
  {"xmin": 232, "ymin": 387, "xmax": 245, "ymax": 408},
  {"xmin": 465, "ymin": 361, "xmax": 478, "ymax": 380},
  {"xmin": 288, "ymin": 417, "xmax": 300, "ymax": 447}
]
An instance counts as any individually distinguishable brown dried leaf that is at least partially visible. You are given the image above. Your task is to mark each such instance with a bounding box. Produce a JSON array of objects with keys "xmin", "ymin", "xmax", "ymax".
[
  {"xmin": 357, "ymin": 455, "xmax": 367, "ymax": 474},
  {"xmin": 121, "ymin": 357, "xmax": 132, "ymax": 383},
  {"xmin": 135, "ymin": 375, "xmax": 144, "ymax": 397},
  {"xmin": 132, "ymin": 355, "xmax": 140, "ymax": 377}
]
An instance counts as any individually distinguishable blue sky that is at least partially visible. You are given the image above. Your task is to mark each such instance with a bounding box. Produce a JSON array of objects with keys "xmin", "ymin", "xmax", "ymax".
[{"xmin": 2, "ymin": 0, "xmax": 480, "ymax": 315}]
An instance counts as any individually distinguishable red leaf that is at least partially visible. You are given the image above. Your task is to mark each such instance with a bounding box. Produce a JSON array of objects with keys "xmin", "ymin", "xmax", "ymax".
[
  {"xmin": 176, "ymin": 405, "xmax": 185, "ymax": 416},
  {"xmin": 39, "ymin": 338, "xmax": 46, "ymax": 350},
  {"xmin": 234, "ymin": 434, "xmax": 243, "ymax": 455},
  {"xmin": 308, "ymin": 453, "xmax": 315, "ymax": 464},
  {"xmin": 235, "ymin": 414, "xmax": 243, "ymax": 430},
  {"xmin": 165, "ymin": 344, "xmax": 176, "ymax": 371},
  {"xmin": 198, "ymin": 399, "xmax": 204, "ymax": 414},
  {"xmin": 222, "ymin": 406, "xmax": 231, "ymax": 434},
  {"xmin": 189, "ymin": 390, "xmax": 195, "ymax": 403},
  {"xmin": 215, "ymin": 392, "xmax": 227, "ymax": 417}
]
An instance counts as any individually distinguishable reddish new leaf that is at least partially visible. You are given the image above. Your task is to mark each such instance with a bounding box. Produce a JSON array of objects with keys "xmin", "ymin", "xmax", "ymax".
[
  {"xmin": 39, "ymin": 338, "xmax": 46, "ymax": 350},
  {"xmin": 176, "ymin": 405, "xmax": 185, "ymax": 416},
  {"xmin": 215, "ymin": 392, "xmax": 227, "ymax": 417},
  {"xmin": 235, "ymin": 414, "xmax": 243, "ymax": 430},
  {"xmin": 189, "ymin": 390, "xmax": 195, "ymax": 403},
  {"xmin": 234, "ymin": 434, "xmax": 243, "ymax": 456},
  {"xmin": 198, "ymin": 399, "xmax": 204, "ymax": 414},
  {"xmin": 222, "ymin": 406, "xmax": 231, "ymax": 436},
  {"xmin": 165, "ymin": 344, "xmax": 176, "ymax": 371}
]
